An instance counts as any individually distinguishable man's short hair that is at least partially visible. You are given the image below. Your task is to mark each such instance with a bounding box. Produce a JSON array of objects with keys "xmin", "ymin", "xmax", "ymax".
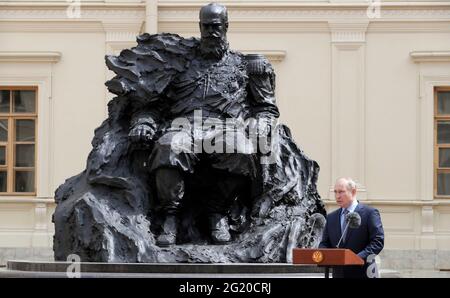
[{"xmin": 337, "ymin": 177, "xmax": 357, "ymax": 192}]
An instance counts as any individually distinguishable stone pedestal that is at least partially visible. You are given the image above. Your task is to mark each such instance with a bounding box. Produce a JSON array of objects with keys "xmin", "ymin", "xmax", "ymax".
[{"xmin": 3, "ymin": 260, "xmax": 324, "ymax": 278}]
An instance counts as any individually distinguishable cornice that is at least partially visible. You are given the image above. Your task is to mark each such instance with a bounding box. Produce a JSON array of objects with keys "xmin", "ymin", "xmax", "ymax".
[
  {"xmin": 0, "ymin": 4, "xmax": 145, "ymax": 20},
  {"xmin": 0, "ymin": 2, "xmax": 145, "ymax": 9},
  {"xmin": 159, "ymin": 9, "xmax": 450, "ymax": 22},
  {"xmin": 0, "ymin": 51, "xmax": 61, "ymax": 63},
  {"xmin": 4, "ymin": 1, "xmax": 450, "ymax": 9},
  {"xmin": 410, "ymin": 51, "xmax": 450, "ymax": 63},
  {"xmin": 158, "ymin": 4, "xmax": 450, "ymax": 22},
  {"xmin": 158, "ymin": 1, "xmax": 450, "ymax": 9},
  {"xmin": 240, "ymin": 50, "xmax": 286, "ymax": 62},
  {"xmin": 1, "ymin": 2, "xmax": 449, "ymax": 21},
  {"xmin": 0, "ymin": 20, "xmax": 104, "ymax": 32},
  {"xmin": 0, "ymin": 2, "xmax": 448, "ymax": 34},
  {"xmin": 368, "ymin": 21, "xmax": 450, "ymax": 33}
]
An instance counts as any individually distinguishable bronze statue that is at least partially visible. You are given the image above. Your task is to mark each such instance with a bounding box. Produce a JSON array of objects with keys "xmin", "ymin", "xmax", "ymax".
[{"xmin": 53, "ymin": 3, "xmax": 325, "ymax": 263}]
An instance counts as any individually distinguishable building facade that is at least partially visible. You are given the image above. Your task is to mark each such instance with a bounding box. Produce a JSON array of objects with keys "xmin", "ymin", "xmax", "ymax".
[{"xmin": 1, "ymin": 0, "xmax": 450, "ymax": 270}]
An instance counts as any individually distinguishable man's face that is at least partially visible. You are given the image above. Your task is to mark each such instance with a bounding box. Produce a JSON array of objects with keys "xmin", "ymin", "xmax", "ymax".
[{"xmin": 334, "ymin": 180, "xmax": 355, "ymax": 209}]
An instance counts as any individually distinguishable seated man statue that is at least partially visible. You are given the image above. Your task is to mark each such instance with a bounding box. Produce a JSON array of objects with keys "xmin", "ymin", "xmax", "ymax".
[
  {"xmin": 127, "ymin": 3, "xmax": 278, "ymax": 246},
  {"xmin": 52, "ymin": 2, "xmax": 325, "ymax": 263}
]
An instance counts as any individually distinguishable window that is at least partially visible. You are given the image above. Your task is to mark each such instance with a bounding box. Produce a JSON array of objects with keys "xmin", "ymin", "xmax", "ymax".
[
  {"xmin": 0, "ymin": 86, "xmax": 37, "ymax": 195},
  {"xmin": 435, "ymin": 86, "xmax": 450, "ymax": 198}
]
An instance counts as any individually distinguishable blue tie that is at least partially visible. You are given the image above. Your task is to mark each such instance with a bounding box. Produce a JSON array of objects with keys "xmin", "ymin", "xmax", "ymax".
[{"xmin": 341, "ymin": 209, "xmax": 349, "ymax": 242}]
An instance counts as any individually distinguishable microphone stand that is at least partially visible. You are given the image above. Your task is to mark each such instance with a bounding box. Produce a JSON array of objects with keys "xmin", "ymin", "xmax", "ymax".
[
  {"xmin": 330, "ymin": 220, "xmax": 350, "ymax": 279},
  {"xmin": 336, "ymin": 221, "xmax": 350, "ymax": 248}
]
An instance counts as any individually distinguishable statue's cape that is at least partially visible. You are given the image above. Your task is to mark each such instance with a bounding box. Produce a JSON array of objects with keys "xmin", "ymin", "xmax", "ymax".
[{"xmin": 105, "ymin": 33, "xmax": 199, "ymax": 103}]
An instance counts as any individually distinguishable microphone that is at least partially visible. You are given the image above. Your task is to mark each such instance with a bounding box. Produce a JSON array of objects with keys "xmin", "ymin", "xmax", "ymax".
[
  {"xmin": 306, "ymin": 213, "xmax": 326, "ymax": 248},
  {"xmin": 336, "ymin": 211, "xmax": 361, "ymax": 248}
]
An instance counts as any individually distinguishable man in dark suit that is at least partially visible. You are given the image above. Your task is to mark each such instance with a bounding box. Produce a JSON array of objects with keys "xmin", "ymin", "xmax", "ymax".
[{"xmin": 319, "ymin": 177, "xmax": 384, "ymax": 278}]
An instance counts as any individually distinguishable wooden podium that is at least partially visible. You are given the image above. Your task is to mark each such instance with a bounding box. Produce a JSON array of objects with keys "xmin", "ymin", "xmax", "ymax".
[{"xmin": 292, "ymin": 248, "xmax": 364, "ymax": 278}]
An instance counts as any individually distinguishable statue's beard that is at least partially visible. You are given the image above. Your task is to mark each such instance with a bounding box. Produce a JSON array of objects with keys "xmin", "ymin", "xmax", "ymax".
[{"xmin": 199, "ymin": 37, "xmax": 229, "ymax": 59}]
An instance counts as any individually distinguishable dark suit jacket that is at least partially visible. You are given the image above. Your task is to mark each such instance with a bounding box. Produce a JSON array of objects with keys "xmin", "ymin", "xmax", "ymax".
[{"xmin": 319, "ymin": 202, "xmax": 384, "ymax": 278}]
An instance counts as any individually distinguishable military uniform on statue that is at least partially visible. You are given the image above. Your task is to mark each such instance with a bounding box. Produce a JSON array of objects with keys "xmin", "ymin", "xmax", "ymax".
[{"xmin": 123, "ymin": 4, "xmax": 279, "ymax": 246}]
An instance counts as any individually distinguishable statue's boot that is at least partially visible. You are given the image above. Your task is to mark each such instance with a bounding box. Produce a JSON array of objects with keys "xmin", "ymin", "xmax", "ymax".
[
  {"xmin": 209, "ymin": 213, "xmax": 231, "ymax": 244},
  {"xmin": 156, "ymin": 215, "xmax": 178, "ymax": 246},
  {"xmin": 155, "ymin": 168, "xmax": 184, "ymax": 247}
]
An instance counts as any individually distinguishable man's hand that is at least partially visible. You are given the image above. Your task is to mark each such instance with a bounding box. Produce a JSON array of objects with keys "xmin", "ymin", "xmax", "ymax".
[{"xmin": 129, "ymin": 123, "xmax": 156, "ymax": 143}]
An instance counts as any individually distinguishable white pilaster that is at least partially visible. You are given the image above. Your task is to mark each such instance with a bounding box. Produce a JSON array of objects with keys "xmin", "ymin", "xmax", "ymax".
[
  {"xmin": 146, "ymin": 0, "xmax": 158, "ymax": 34},
  {"xmin": 328, "ymin": 21, "xmax": 369, "ymax": 200}
]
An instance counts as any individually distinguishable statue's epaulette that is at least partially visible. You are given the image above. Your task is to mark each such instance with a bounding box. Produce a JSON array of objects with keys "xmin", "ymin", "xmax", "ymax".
[{"xmin": 245, "ymin": 54, "xmax": 273, "ymax": 75}]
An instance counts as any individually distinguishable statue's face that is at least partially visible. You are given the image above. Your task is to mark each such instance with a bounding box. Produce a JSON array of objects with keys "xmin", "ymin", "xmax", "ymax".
[
  {"xmin": 198, "ymin": 4, "xmax": 229, "ymax": 59},
  {"xmin": 199, "ymin": 3, "xmax": 228, "ymax": 41},
  {"xmin": 199, "ymin": 20, "xmax": 227, "ymax": 40}
]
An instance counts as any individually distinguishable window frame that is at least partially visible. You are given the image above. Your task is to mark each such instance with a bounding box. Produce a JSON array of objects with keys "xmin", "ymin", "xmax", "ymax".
[
  {"xmin": 0, "ymin": 86, "xmax": 37, "ymax": 196},
  {"xmin": 434, "ymin": 86, "xmax": 450, "ymax": 198}
]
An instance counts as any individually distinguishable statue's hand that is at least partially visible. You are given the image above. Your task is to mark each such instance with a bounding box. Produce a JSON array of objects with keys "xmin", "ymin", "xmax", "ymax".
[
  {"xmin": 258, "ymin": 118, "xmax": 272, "ymax": 137},
  {"xmin": 129, "ymin": 123, "xmax": 156, "ymax": 143}
]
